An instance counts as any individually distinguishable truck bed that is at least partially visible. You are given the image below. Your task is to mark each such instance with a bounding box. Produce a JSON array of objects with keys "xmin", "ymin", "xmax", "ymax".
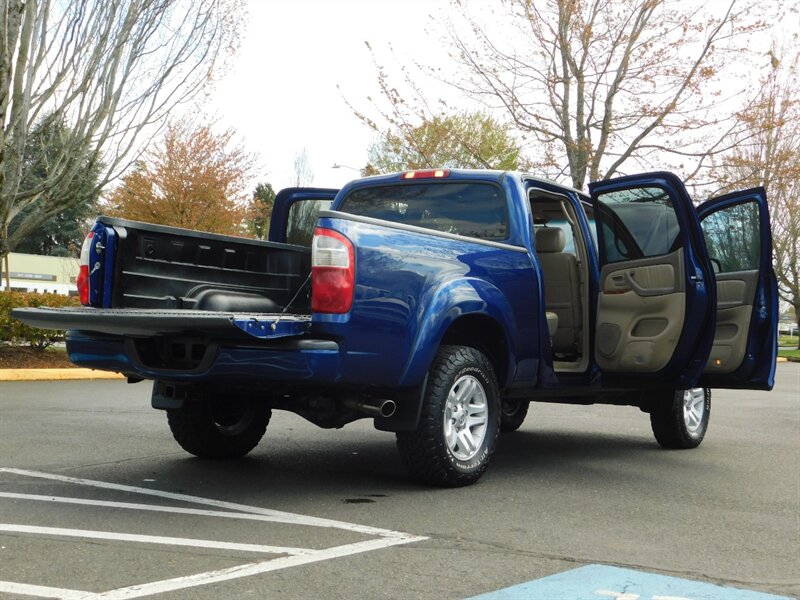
[{"xmin": 102, "ymin": 217, "xmax": 311, "ymax": 313}]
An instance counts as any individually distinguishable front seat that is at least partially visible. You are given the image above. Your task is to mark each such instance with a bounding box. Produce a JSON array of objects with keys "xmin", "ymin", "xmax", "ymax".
[{"xmin": 535, "ymin": 227, "xmax": 582, "ymax": 357}]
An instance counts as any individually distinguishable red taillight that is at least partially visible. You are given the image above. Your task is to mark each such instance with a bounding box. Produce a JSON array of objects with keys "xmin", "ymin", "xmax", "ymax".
[
  {"xmin": 77, "ymin": 232, "xmax": 93, "ymax": 305},
  {"xmin": 311, "ymin": 227, "xmax": 354, "ymax": 314},
  {"xmin": 401, "ymin": 169, "xmax": 450, "ymax": 180}
]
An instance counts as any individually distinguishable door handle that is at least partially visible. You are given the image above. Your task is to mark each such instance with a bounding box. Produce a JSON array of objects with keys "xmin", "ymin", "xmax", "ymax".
[{"xmin": 623, "ymin": 271, "xmax": 674, "ymax": 296}]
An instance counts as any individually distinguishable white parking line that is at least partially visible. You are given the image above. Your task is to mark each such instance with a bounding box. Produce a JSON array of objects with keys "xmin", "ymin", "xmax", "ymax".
[
  {"xmin": 0, "ymin": 524, "xmax": 314, "ymax": 556},
  {"xmin": 0, "ymin": 468, "xmax": 427, "ymax": 599},
  {"xmin": 0, "ymin": 467, "xmax": 402, "ymax": 537},
  {"xmin": 0, "ymin": 491, "xmax": 361, "ymax": 527},
  {"xmin": 94, "ymin": 538, "xmax": 420, "ymax": 600},
  {"xmin": 0, "ymin": 582, "xmax": 88, "ymax": 599}
]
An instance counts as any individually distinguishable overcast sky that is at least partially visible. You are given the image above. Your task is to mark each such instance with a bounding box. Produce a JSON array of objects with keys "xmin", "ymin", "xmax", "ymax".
[
  {"xmin": 208, "ymin": 0, "xmax": 798, "ymax": 194},
  {"xmin": 209, "ymin": 0, "xmax": 451, "ymax": 192}
]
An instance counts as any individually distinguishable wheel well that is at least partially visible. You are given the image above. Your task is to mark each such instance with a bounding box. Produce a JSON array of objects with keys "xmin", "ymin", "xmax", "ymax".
[{"xmin": 441, "ymin": 315, "xmax": 509, "ymax": 386}]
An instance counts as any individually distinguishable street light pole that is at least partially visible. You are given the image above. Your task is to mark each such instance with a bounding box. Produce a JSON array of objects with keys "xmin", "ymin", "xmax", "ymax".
[{"xmin": 331, "ymin": 163, "xmax": 360, "ymax": 172}]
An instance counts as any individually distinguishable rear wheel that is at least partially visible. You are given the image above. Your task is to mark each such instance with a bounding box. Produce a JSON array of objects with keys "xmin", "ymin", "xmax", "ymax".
[
  {"xmin": 167, "ymin": 394, "xmax": 270, "ymax": 458},
  {"xmin": 396, "ymin": 345, "xmax": 500, "ymax": 487},
  {"xmin": 650, "ymin": 387, "xmax": 710, "ymax": 449},
  {"xmin": 500, "ymin": 398, "xmax": 529, "ymax": 432}
]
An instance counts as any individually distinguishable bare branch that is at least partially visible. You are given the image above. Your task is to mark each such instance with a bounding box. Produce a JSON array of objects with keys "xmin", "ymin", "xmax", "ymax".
[{"xmin": 1, "ymin": 0, "xmax": 244, "ymax": 259}]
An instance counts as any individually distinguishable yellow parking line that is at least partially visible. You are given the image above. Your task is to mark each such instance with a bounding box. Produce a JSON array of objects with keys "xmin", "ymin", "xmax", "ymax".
[{"xmin": 0, "ymin": 368, "xmax": 125, "ymax": 381}]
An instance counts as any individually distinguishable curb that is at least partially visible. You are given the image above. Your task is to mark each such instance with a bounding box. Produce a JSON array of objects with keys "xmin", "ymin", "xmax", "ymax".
[
  {"xmin": 2, "ymin": 359, "xmax": 795, "ymax": 382},
  {"xmin": 0, "ymin": 369, "xmax": 126, "ymax": 382}
]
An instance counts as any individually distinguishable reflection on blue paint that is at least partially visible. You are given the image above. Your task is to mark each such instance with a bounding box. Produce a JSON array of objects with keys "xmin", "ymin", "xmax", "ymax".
[{"xmin": 467, "ymin": 565, "xmax": 793, "ymax": 600}]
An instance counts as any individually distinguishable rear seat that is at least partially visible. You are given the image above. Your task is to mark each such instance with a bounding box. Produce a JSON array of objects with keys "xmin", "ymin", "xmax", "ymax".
[{"xmin": 535, "ymin": 228, "xmax": 582, "ymax": 357}]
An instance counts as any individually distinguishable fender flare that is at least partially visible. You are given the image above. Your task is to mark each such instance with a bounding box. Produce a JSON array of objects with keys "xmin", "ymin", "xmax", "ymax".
[{"xmin": 398, "ymin": 277, "xmax": 519, "ymax": 387}]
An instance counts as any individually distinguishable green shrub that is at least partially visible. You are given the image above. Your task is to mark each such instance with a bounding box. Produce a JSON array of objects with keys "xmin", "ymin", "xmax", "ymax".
[
  {"xmin": 778, "ymin": 335, "xmax": 799, "ymax": 347},
  {"xmin": 0, "ymin": 291, "xmax": 80, "ymax": 349}
]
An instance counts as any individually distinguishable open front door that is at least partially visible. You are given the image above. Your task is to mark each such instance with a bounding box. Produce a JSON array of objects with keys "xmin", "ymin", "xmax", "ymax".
[
  {"xmin": 697, "ymin": 187, "xmax": 777, "ymax": 390},
  {"xmin": 268, "ymin": 188, "xmax": 339, "ymax": 245},
  {"xmin": 589, "ymin": 172, "xmax": 715, "ymax": 388}
]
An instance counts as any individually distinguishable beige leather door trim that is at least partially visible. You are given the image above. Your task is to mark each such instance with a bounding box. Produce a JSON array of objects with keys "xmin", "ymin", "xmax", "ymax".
[
  {"xmin": 704, "ymin": 270, "xmax": 758, "ymax": 374},
  {"xmin": 596, "ymin": 249, "xmax": 686, "ymax": 373}
]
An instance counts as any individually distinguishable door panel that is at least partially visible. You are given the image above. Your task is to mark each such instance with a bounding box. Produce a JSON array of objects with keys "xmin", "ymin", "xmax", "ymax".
[
  {"xmin": 704, "ymin": 271, "xmax": 757, "ymax": 374},
  {"xmin": 597, "ymin": 250, "xmax": 686, "ymax": 372},
  {"xmin": 697, "ymin": 188, "xmax": 777, "ymax": 389},
  {"xmin": 589, "ymin": 172, "xmax": 715, "ymax": 388}
]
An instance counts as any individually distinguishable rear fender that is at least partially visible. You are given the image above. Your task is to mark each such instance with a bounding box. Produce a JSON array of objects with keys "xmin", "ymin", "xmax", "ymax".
[{"xmin": 399, "ymin": 277, "xmax": 517, "ymax": 387}]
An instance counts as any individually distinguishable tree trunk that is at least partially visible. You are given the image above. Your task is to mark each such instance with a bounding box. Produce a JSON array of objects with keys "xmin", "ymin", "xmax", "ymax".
[
  {"xmin": 2, "ymin": 223, "xmax": 9, "ymax": 291},
  {"xmin": 795, "ymin": 306, "xmax": 800, "ymax": 350}
]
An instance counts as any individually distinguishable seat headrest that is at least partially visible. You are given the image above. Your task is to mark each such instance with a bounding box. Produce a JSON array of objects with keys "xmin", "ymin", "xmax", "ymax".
[{"xmin": 535, "ymin": 227, "xmax": 566, "ymax": 253}]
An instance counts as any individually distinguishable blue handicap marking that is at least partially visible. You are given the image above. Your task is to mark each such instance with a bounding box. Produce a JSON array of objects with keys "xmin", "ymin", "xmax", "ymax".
[{"xmin": 467, "ymin": 564, "xmax": 795, "ymax": 600}]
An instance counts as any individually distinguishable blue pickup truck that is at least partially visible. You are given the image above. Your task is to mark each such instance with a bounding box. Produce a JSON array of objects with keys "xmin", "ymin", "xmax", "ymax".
[{"xmin": 14, "ymin": 169, "xmax": 777, "ymax": 486}]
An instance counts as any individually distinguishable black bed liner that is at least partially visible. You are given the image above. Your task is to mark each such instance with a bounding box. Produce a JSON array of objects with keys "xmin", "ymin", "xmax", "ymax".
[{"xmin": 99, "ymin": 216, "xmax": 310, "ymax": 311}]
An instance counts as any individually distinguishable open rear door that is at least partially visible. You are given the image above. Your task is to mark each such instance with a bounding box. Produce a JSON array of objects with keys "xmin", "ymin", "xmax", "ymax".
[
  {"xmin": 697, "ymin": 187, "xmax": 777, "ymax": 390},
  {"xmin": 589, "ymin": 172, "xmax": 715, "ymax": 389}
]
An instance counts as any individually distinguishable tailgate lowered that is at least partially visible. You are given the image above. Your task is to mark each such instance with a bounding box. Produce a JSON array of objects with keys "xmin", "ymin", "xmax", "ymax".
[{"xmin": 12, "ymin": 307, "xmax": 310, "ymax": 340}]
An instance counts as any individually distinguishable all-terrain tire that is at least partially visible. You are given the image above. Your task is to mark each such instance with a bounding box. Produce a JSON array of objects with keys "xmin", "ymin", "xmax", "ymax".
[
  {"xmin": 650, "ymin": 387, "xmax": 710, "ymax": 449},
  {"xmin": 396, "ymin": 345, "xmax": 500, "ymax": 487},
  {"xmin": 167, "ymin": 394, "xmax": 271, "ymax": 459},
  {"xmin": 500, "ymin": 398, "xmax": 530, "ymax": 433}
]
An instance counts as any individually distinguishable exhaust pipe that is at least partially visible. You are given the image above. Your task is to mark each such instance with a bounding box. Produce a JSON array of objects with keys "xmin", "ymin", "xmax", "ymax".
[{"xmin": 343, "ymin": 398, "xmax": 396, "ymax": 418}]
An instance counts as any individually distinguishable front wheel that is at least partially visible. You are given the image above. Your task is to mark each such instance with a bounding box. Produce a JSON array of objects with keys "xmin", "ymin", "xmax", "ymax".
[
  {"xmin": 167, "ymin": 394, "xmax": 271, "ymax": 458},
  {"xmin": 396, "ymin": 345, "xmax": 500, "ymax": 487},
  {"xmin": 650, "ymin": 387, "xmax": 710, "ymax": 449}
]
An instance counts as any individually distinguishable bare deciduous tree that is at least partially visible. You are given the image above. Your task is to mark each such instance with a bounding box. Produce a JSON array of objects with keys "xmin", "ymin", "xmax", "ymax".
[
  {"xmin": 712, "ymin": 50, "xmax": 800, "ymax": 346},
  {"xmin": 443, "ymin": 0, "xmax": 777, "ymax": 189},
  {"xmin": 354, "ymin": 1, "xmax": 777, "ymax": 190},
  {"xmin": 0, "ymin": 0, "xmax": 244, "ymax": 284},
  {"xmin": 293, "ymin": 148, "xmax": 314, "ymax": 187}
]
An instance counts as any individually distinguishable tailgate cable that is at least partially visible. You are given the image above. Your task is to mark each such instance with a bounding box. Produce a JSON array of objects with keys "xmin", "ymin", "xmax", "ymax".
[{"xmin": 269, "ymin": 273, "xmax": 312, "ymax": 332}]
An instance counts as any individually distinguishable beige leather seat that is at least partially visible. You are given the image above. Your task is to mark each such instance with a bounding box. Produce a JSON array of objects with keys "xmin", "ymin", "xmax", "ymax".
[{"xmin": 535, "ymin": 228, "xmax": 582, "ymax": 356}]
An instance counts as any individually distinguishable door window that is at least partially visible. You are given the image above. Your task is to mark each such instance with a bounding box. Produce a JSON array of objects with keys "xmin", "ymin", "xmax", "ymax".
[
  {"xmin": 595, "ymin": 187, "xmax": 681, "ymax": 263},
  {"xmin": 700, "ymin": 201, "xmax": 760, "ymax": 273},
  {"xmin": 286, "ymin": 199, "xmax": 333, "ymax": 246}
]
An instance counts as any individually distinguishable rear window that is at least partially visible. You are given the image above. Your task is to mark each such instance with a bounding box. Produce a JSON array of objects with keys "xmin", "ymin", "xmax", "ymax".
[{"xmin": 339, "ymin": 182, "xmax": 508, "ymax": 241}]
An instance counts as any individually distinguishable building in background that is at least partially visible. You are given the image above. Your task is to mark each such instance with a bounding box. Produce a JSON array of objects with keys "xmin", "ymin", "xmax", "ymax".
[{"xmin": 0, "ymin": 253, "xmax": 79, "ymax": 295}]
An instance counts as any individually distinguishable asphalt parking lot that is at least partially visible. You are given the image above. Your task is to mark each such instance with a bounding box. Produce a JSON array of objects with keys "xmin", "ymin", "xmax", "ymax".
[{"xmin": 1, "ymin": 364, "xmax": 798, "ymax": 599}]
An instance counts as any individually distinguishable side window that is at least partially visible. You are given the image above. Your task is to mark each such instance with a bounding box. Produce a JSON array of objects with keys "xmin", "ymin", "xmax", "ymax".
[
  {"xmin": 700, "ymin": 201, "xmax": 760, "ymax": 273},
  {"xmin": 595, "ymin": 186, "xmax": 680, "ymax": 263},
  {"xmin": 286, "ymin": 199, "xmax": 333, "ymax": 246}
]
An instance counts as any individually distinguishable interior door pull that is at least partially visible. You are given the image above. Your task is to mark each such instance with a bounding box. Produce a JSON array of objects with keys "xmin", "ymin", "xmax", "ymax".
[{"xmin": 623, "ymin": 270, "xmax": 674, "ymax": 296}]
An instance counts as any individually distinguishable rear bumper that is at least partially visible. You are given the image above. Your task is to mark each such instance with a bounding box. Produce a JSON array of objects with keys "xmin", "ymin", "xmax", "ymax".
[
  {"xmin": 15, "ymin": 307, "xmax": 405, "ymax": 387},
  {"xmin": 66, "ymin": 331, "xmax": 343, "ymax": 384}
]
